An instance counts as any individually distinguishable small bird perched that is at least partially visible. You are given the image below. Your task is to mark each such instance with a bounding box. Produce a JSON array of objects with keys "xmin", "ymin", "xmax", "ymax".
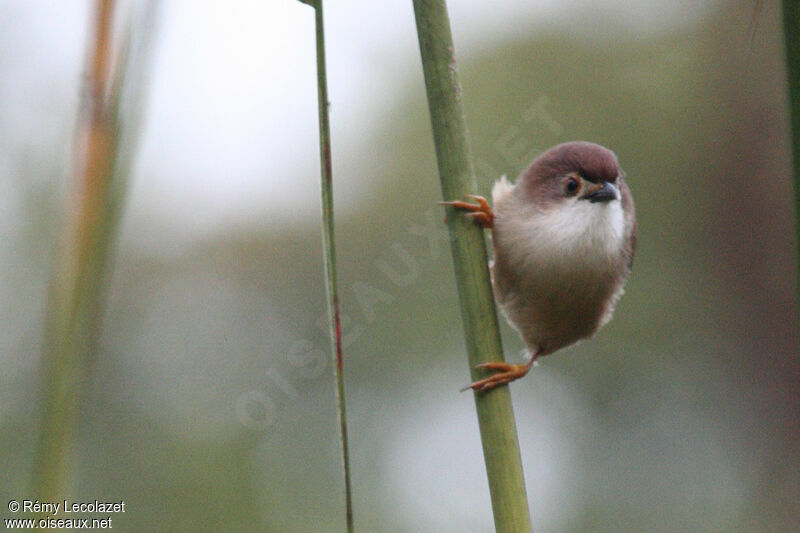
[{"xmin": 442, "ymin": 141, "xmax": 637, "ymax": 392}]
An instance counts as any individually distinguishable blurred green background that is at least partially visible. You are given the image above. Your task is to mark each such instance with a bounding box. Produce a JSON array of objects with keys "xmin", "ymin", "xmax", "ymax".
[{"xmin": 1, "ymin": 1, "xmax": 798, "ymax": 531}]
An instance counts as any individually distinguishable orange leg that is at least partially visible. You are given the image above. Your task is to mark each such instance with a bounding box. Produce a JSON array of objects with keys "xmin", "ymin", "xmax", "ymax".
[
  {"xmin": 461, "ymin": 352, "xmax": 541, "ymax": 393},
  {"xmin": 439, "ymin": 195, "xmax": 495, "ymax": 229}
]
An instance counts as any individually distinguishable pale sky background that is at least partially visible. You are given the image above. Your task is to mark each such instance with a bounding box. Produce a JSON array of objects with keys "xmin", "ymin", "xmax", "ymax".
[{"xmin": 1, "ymin": 0, "xmax": 720, "ymax": 245}]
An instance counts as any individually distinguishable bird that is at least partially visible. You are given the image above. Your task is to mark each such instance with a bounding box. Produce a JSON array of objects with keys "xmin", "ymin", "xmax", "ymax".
[{"xmin": 441, "ymin": 141, "xmax": 637, "ymax": 392}]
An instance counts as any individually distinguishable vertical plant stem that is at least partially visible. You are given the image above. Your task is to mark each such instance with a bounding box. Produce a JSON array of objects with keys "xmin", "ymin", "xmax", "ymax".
[
  {"xmin": 301, "ymin": 0, "xmax": 354, "ymax": 530},
  {"xmin": 33, "ymin": 0, "xmax": 117, "ymax": 501},
  {"xmin": 32, "ymin": 0, "xmax": 157, "ymax": 501},
  {"xmin": 783, "ymin": 0, "xmax": 800, "ymax": 327},
  {"xmin": 412, "ymin": 1, "xmax": 533, "ymax": 531}
]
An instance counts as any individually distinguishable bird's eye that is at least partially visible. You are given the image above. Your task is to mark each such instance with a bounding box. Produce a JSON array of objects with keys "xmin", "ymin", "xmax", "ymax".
[{"xmin": 565, "ymin": 177, "xmax": 580, "ymax": 195}]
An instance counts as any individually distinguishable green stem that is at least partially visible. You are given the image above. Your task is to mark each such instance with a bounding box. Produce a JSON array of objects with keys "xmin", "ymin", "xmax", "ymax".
[
  {"xmin": 783, "ymin": 0, "xmax": 800, "ymax": 328},
  {"xmin": 302, "ymin": 0, "xmax": 355, "ymax": 530},
  {"xmin": 32, "ymin": 0, "xmax": 117, "ymax": 502},
  {"xmin": 412, "ymin": 1, "xmax": 533, "ymax": 531},
  {"xmin": 32, "ymin": 0, "xmax": 157, "ymax": 502}
]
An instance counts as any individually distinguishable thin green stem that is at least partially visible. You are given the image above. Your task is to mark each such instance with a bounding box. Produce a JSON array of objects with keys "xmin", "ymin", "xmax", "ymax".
[
  {"xmin": 783, "ymin": 0, "xmax": 800, "ymax": 328},
  {"xmin": 302, "ymin": 0, "xmax": 355, "ymax": 530},
  {"xmin": 412, "ymin": 1, "xmax": 533, "ymax": 531}
]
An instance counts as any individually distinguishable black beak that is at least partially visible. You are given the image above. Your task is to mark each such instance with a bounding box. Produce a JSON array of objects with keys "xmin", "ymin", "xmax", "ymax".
[{"xmin": 582, "ymin": 181, "xmax": 618, "ymax": 203}]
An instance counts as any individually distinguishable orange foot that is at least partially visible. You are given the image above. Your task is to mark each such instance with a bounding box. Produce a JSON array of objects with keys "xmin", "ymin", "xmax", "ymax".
[
  {"xmin": 439, "ymin": 195, "xmax": 495, "ymax": 229},
  {"xmin": 461, "ymin": 356, "xmax": 538, "ymax": 393}
]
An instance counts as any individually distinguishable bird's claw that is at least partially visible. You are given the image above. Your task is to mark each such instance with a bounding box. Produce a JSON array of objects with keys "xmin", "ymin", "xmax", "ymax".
[
  {"xmin": 461, "ymin": 359, "xmax": 537, "ymax": 393},
  {"xmin": 439, "ymin": 195, "xmax": 495, "ymax": 229}
]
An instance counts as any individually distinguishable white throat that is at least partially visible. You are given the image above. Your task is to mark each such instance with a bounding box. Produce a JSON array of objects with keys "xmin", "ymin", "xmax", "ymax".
[{"xmin": 499, "ymin": 196, "xmax": 626, "ymax": 272}]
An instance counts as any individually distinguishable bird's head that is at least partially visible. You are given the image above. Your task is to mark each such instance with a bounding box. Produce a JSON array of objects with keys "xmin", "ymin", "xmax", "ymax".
[
  {"xmin": 521, "ymin": 141, "xmax": 621, "ymax": 207},
  {"xmin": 516, "ymin": 141, "xmax": 630, "ymax": 262}
]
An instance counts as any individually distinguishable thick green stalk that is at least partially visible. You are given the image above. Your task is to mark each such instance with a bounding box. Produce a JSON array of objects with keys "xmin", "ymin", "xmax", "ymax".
[
  {"xmin": 301, "ymin": 0, "xmax": 354, "ymax": 530},
  {"xmin": 783, "ymin": 0, "xmax": 800, "ymax": 327},
  {"xmin": 412, "ymin": 1, "xmax": 533, "ymax": 531}
]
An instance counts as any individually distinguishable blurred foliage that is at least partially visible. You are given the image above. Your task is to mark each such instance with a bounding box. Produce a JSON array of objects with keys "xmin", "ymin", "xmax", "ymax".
[{"xmin": 1, "ymin": 2, "xmax": 798, "ymax": 532}]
